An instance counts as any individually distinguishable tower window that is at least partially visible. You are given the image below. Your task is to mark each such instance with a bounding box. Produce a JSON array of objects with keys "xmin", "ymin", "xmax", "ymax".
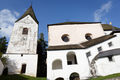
[
  {"xmin": 22, "ymin": 28, "xmax": 28, "ymax": 35},
  {"xmin": 85, "ymin": 33, "xmax": 92, "ymax": 40},
  {"xmin": 108, "ymin": 42, "xmax": 113, "ymax": 47},
  {"xmin": 61, "ymin": 34, "xmax": 69, "ymax": 42},
  {"xmin": 98, "ymin": 47, "xmax": 102, "ymax": 52}
]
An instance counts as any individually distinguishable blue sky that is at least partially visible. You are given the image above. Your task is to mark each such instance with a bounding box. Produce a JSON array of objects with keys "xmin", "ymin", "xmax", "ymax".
[{"xmin": 0, "ymin": 0, "xmax": 120, "ymax": 41}]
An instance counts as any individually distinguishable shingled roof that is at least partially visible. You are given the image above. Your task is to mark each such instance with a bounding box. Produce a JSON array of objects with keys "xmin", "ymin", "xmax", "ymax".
[
  {"xmin": 95, "ymin": 48, "xmax": 120, "ymax": 59},
  {"xmin": 47, "ymin": 35, "xmax": 116, "ymax": 50},
  {"xmin": 47, "ymin": 22, "xmax": 120, "ymax": 31},
  {"xmin": 48, "ymin": 22, "xmax": 101, "ymax": 26},
  {"xmin": 101, "ymin": 24, "xmax": 120, "ymax": 31},
  {"xmin": 16, "ymin": 6, "xmax": 39, "ymax": 24}
]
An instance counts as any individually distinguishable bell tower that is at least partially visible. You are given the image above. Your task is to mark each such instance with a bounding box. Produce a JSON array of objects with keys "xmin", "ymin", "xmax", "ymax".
[
  {"xmin": 6, "ymin": 6, "xmax": 38, "ymax": 54},
  {"xmin": 5, "ymin": 6, "xmax": 39, "ymax": 77}
]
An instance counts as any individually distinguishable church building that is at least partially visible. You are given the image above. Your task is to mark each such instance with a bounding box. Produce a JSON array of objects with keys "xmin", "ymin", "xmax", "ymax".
[
  {"xmin": 47, "ymin": 22, "xmax": 120, "ymax": 80},
  {"xmin": 2, "ymin": 5, "xmax": 120, "ymax": 80},
  {"xmin": 4, "ymin": 6, "xmax": 39, "ymax": 77}
]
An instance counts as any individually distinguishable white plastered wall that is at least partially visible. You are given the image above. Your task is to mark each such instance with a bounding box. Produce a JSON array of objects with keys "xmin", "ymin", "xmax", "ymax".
[
  {"xmin": 48, "ymin": 23, "xmax": 105, "ymax": 46},
  {"xmin": 3, "ymin": 54, "xmax": 38, "ymax": 77},
  {"xmin": 47, "ymin": 33, "xmax": 120, "ymax": 80},
  {"xmin": 6, "ymin": 15, "xmax": 38, "ymax": 54}
]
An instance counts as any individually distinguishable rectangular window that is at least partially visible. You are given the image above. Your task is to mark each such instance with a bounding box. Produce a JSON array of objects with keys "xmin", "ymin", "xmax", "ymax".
[
  {"xmin": 98, "ymin": 47, "xmax": 102, "ymax": 52},
  {"xmin": 86, "ymin": 52, "xmax": 91, "ymax": 57},
  {"xmin": 108, "ymin": 42, "xmax": 113, "ymax": 47},
  {"xmin": 22, "ymin": 28, "xmax": 28, "ymax": 35},
  {"xmin": 108, "ymin": 56, "xmax": 113, "ymax": 61}
]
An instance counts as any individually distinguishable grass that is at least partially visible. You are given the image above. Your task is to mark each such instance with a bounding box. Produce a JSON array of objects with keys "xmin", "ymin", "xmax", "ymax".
[
  {"xmin": 0, "ymin": 74, "xmax": 46, "ymax": 80},
  {"xmin": 1, "ymin": 73, "xmax": 120, "ymax": 80},
  {"xmin": 89, "ymin": 73, "xmax": 120, "ymax": 80}
]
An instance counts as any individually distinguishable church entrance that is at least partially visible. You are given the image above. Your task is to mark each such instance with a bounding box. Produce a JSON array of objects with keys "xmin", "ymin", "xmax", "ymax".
[
  {"xmin": 70, "ymin": 72, "xmax": 80, "ymax": 80},
  {"xmin": 21, "ymin": 64, "xmax": 26, "ymax": 74}
]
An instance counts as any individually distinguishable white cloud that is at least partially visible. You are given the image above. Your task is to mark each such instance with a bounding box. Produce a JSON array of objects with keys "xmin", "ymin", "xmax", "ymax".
[
  {"xmin": 14, "ymin": 11, "xmax": 20, "ymax": 17},
  {"xmin": 94, "ymin": 1, "xmax": 112, "ymax": 22},
  {"xmin": 0, "ymin": 9, "xmax": 19, "ymax": 39}
]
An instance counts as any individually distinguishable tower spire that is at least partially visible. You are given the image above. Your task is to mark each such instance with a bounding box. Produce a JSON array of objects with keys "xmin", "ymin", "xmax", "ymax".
[{"xmin": 15, "ymin": 5, "xmax": 39, "ymax": 24}]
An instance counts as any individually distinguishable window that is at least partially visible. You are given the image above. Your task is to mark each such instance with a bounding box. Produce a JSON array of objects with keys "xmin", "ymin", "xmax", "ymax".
[
  {"xmin": 85, "ymin": 33, "xmax": 92, "ymax": 40},
  {"xmin": 98, "ymin": 47, "xmax": 102, "ymax": 52},
  {"xmin": 86, "ymin": 52, "xmax": 91, "ymax": 57},
  {"xmin": 61, "ymin": 34, "xmax": 69, "ymax": 42},
  {"xmin": 22, "ymin": 28, "xmax": 28, "ymax": 35},
  {"xmin": 21, "ymin": 64, "xmax": 26, "ymax": 74},
  {"xmin": 52, "ymin": 60, "xmax": 62, "ymax": 70},
  {"xmin": 108, "ymin": 56, "xmax": 113, "ymax": 61},
  {"xmin": 67, "ymin": 51, "xmax": 77, "ymax": 65},
  {"xmin": 21, "ymin": 54, "xmax": 23, "ymax": 57},
  {"xmin": 108, "ymin": 42, "xmax": 113, "ymax": 47}
]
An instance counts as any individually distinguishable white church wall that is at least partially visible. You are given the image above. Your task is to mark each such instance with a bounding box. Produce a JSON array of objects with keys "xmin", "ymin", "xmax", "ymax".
[
  {"xmin": 0, "ymin": 60, "xmax": 4, "ymax": 75},
  {"xmin": 3, "ymin": 54, "xmax": 38, "ymax": 77},
  {"xmin": 47, "ymin": 49, "xmax": 92, "ymax": 80},
  {"xmin": 47, "ymin": 33, "xmax": 120, "ymax": 79},
  {"xmin": 6, "ymin": 15, "xmax": 38, "ymax": 54},
  {"xmin": 88, "ymin": 35, "xmax": 120, "ymax": 63},
  {"xmin": 95, "ymin": 55, "xmax": 120, "ymax": 76},
  {"xmin": 48, "ymin": 23, "xmax": 105, "ymax": 46}
]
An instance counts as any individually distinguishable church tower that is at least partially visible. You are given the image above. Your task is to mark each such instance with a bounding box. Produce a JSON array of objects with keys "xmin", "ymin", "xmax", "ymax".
[{"xmin": 5, "ymin": 6, "xmax": 39, "ymax": 77}]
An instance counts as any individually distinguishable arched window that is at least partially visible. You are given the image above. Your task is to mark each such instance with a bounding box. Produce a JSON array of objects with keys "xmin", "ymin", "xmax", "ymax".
[
  {"xmin": 67, "ymin": 52, "xmax": 77, "ymax": 65},
  {"xmin": 22, "ymin": 28, "xmax": 28, "ymax": 35},
  {"xmin": 52, "ymin": 59, "xmax": 62, "ymax": 70},
  {"xmin": 85, "ymin": 33, "xmax": 92, "ymax": 40},
  {"xmin": 55, "ymin": 77, "xmax": 64, "ymax": 80},
  {"xmin": 69, "ymin": 72, "xmax": 80, "ymax": 80},
  {"xmin": 61, "ymin": 34, "xmax": 69, "ymax": 42}
]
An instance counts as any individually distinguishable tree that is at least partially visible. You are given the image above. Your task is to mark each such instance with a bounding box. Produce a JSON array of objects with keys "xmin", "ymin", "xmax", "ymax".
[
  {"xmin": 0, "ymin": 36, "xmax": 8, "ymax": 54},
  {"xmin": 37, "ymin": 33, "xmax": 47, "ymax": 77},
  {"xmin": 0, "ymin": 36, "xmax": 8, "ymax": 66},
  {"xmin": 37, "ymin": 33, "xmax": 47, "ymax": 55}
]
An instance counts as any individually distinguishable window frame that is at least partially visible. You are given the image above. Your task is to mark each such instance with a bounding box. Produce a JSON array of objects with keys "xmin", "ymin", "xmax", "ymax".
[
  {"xmin": 98, "ymin": 47, "xmax": 102, "ymax": 52},
  {"xmin": 108, "ymin": 42, "xmax": 113, "ymax": 47},
  {"xmin": 22, "ymin": 28, "xmax": 28, "ymax": 35}
]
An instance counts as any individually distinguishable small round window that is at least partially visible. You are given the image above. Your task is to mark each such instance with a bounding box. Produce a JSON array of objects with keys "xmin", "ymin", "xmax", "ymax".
[
  {"xmin": 85, "ymin": 33, "xmax": 92, "ymax": 40},
  {"xmin": 61, "ymin": 34, "xmax": 69, "ymax": 42}
]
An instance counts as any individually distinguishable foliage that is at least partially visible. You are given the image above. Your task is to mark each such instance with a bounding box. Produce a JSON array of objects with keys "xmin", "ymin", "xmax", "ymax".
[
  {"xmin": 0, "ymin": 74, "xmax": 46, "ymax": 80},
  {"xmin": 0, "ymin": 52, "xmax": 2, "ymax": 58},
  {"xmin": 0, "ymin": 36, "xmax": 8, "ymax": 66},
  {"xmin": 0, "ymin": 36, "xmax": 8, "ymax": 54},
  {"xmin": 89, "ymin": 73, "xmax": 120, "ymax": 80},
  {"xmin": 37, "ymin": 33, "xmax": 47, "ymax": 77},
  {"xmin": 1, "ymin": 56, "xmax": 7, "ymax": 66},
  {"xmin": 37, "ymin": 33, "xmax": 47, "ymax": 54}
]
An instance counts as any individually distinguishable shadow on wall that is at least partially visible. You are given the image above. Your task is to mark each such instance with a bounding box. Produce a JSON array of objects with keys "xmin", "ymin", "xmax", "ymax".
[
  {"xmin": 0, "ymin": 74, "xmax": 28, "ymax": 80},
  {"xmin": 6, "ymin": 58, "xmax": 18, "ymax": 74}
]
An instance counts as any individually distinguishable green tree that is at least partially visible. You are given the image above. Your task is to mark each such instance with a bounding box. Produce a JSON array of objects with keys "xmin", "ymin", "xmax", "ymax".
[
  {"xmin": 37, "ymin": 33, "xmax": 47, "ymax": 77},
  {"xmin": 0, "ymin": 36, "xmax": 8, "ymax": 66},
  {"xmin": 0, "ymin": 36, "xmax": 8, "ymax": 54}
]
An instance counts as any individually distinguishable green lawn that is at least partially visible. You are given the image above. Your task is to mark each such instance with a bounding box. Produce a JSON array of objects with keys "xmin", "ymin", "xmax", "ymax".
[
  {"xmin": 1, "ymin": 73, "xmax": 120, "ymax": 80},
  {"xmin": 89, "ymin": 73, "xmax": 120, "ymax": 80},
  {"xmin": 0, "ymin": 74, "xmax": 46, "ymax": 80}
]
